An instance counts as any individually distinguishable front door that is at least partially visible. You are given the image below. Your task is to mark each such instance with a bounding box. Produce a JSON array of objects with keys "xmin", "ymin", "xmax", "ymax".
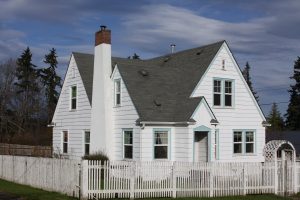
[{"xmin": 194, "ymin": 131, "xmax": 208, "ymax": 162}]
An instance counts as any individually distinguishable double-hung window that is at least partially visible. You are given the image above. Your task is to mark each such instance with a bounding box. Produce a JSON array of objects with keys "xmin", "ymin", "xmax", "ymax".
[
  {"xmin": 71, "ymin": 86, "xmax": 77, "ymax": 110},
  {"xmin": 63, "ymin": 131, "xmax": 68, "ymax": 154},
  {"xmin": 123, "ymin": 130, "xmax": 133, "ymax": 159},
  {"xmin": 154, "ymin": 130, "xmax": 169, "ymax": 159},
  {"xmin": 84, "ymin": 131, "xmax": 90, "ymax": 155},
  {"xmin": 213, "ymin": 79, "xmax": 233, "ymax": 107},
  {"xmin": 114, "ymin": 80, "xmax": 121, "ymax": 106},
  {"xmin": 233, "ymin": 130, "xmax": 255, "ymax": 155}
]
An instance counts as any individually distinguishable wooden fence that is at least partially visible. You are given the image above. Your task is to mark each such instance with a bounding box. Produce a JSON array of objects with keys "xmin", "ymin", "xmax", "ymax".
[
  {"xmin": 0, "ymin": 143, "xmax": 52, "ymax": 157},
  {"xmin": 0, "ymin": 155, "xmax": 80, "ymax": 197}
]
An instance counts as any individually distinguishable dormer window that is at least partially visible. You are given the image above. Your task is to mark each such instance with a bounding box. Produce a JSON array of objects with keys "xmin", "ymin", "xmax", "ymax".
[
  {"xmin": 70, "ymin": 85, "xmax": 77, "ymax": 110},
  {"xmin": 114, "ymin": 79, "xmax": 121, "ymax": 106},
  {"xmin": 213, "ymin": 78, "xmax": 234, "ymax": 107}
]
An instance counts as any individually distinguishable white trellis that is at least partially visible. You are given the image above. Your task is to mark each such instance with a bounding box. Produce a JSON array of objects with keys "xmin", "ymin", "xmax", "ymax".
[{"xmin": 263, "ymin": 140, "xmax": 296, "ymax": 162}]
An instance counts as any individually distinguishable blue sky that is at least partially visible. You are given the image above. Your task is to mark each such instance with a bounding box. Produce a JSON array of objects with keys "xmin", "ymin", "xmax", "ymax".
[{"xmin": 1, "ymin": 0, "xmax": 300, "ymax": 116}]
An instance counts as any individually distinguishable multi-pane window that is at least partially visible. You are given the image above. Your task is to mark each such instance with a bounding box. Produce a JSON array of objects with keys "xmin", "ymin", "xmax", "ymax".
[
  {"xmin": 123, "ymin": 130, "xmax": 133, "ymax": 159},
  {"xmin": 213, "ymin": 79, "xmax": 233, "ymax": 107},
  {"xmin": 233, "ymin": 130, "xmax": 255, "ymax": 154},
  {"xmin": 154, "ymin": 130, "xmax": 169, "ymax": 159},
  {"xmin": 63, "ymin": 131, "xmax": 68, "ymax": 154},
  {"xmin": 71, "ymin": 86, "xmax": 77, "ymax": 110},
  {"xmin": 225, "ymin": 81, "xmax": 232, "ymax": 106},
  {"xmin": 114, "ymin": 80, "xmax": 121, "ymax": 106},
  {"xmin": 213, "ymin": 80, "xmax": 221, "ymax": 106},
  {"xmin": 84, "ymin": 131, "xmax": 90, "ymax": 155}
]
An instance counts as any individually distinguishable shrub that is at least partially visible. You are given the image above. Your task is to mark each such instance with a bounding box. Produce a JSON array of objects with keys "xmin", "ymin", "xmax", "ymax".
[{"xmin": 82, "ymin": 151, "xmax": 109, "ymax": 162}]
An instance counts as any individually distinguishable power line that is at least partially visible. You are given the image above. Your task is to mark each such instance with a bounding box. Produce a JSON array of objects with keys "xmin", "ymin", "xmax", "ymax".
[
  {"xmin": 256, "ymin": 87, "xmax": 288, "ymax": 92},
  {"xmin": 260, "ymin": 101, "xmax": 289, "ymax": 106}
]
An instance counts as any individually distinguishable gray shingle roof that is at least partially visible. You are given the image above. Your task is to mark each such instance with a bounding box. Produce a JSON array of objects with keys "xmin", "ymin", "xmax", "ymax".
[{"xmin": 73, "ymin": 41, "xmax": 224, "ymax": 122}]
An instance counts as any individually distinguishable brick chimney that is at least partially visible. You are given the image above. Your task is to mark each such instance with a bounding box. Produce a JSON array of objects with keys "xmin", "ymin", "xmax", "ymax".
[{"xmin": 95, "ymin": 25, "xmax": 111, "ymax": 45}]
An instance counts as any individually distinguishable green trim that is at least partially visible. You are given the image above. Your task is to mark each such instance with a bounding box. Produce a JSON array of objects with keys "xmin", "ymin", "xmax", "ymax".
[
  {"xmin": 153, "ymin": 128, "xmax": 171, "ymax": 160},
  {"xmin": 193, "ymin": 125, "xmax": 211, "ymax": 132},
  {"xmin": 193, "ymin": 127, "xmax": 211, "ymax": 162},
  {"xmin": 232, "ymin": 129, "xmax": 256, "ymax": 155},
  {"xmin": 212, "ymin": 77, "xmax": 235, "ymax": 108},
  {"xmin": 122, "ymin": 128, "xmax": 133, "ymax": 159},
  {"xmin": 215, "ymin": 129, "xmax": 220, "ymax": 160}
]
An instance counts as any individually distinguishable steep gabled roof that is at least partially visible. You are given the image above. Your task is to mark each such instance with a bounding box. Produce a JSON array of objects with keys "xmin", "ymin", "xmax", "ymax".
[{"xmin": 73, "ymin": 41, "xmax": 224, "ymax": 122}]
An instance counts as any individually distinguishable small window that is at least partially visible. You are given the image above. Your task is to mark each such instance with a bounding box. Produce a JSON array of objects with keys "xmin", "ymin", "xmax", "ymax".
[
  {"xmin": 213, "ymin": 80, "xmax": 221, "ymax": 106},
  {"xmin": 63, "ymin": 131, "xmax": 68, "ymax": 154},
  {"xmin": 114, "ymin": 80, "xmax": 121, "ymax": 106},
  {"xmin": 233, "ymin": 131, "xmax": 242, "ymax": 154},
  {"xmin": 224, "ymin": 81, "xmax": 232, "ymax": 106},
  {"xmin": 154, "ymin": 130, "xmax": 169, "ymax": 159},
  {"xmin": 84, "ymin": 131, "xmax": 90, "ymax": 155},
  {"xmin": 123, "ymin": 130, "xmax": 133, "ymax": 159},
  {"xmin": 71, "ymin": 86, "xmax": 77, "ymax": 110},
  {"xmin": 233, "ymin": 130, "xmax": 255, "ymax": 155},
  {"xmin": 245, "ymin": 131, "xmax": 254, "ymax": 153}
]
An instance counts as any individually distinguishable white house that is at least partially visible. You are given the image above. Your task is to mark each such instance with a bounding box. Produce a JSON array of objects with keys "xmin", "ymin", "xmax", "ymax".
[{"xmin": 52, "ymin": 26, "xmax": 268, "ymax": 162}]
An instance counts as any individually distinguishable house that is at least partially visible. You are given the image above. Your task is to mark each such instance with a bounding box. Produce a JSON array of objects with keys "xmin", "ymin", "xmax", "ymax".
[{"xmin": 52, "ymin": 26, "xmax": 268, "ymax": 162}]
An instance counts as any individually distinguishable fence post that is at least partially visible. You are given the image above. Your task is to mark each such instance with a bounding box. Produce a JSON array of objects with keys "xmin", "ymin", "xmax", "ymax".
[
  {"xmin": 293, "ymin": 161, "xmax": 297, "ymax": 194},
  {"xmin": 130, "ymin": 162, "xmax": 135, "ymax": 199},
  {"xmin": 172, "ymin": 162, "xmax": 176, "ymax": 198},
  {"xmin": 81, "ymin": 160, "xmax": 88, "ymax": 199},
  {"xmin": 274, "ymin": 161, "xmax": 278, "ymax": 195},
  {"xmin": 243, "ymin": 164, "xmax": 246, "ymax": 195},
  {"xmin": 209, "ymin": 163, "xmax": 214, "ymax": 197}
]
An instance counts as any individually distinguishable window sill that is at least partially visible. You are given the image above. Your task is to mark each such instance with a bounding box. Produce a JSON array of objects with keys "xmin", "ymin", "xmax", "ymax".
[
  {"xmin": 114, "ymin": 105, "xmax": 121, "ymax": 108},
  {"xmin": 69, "ymin": 109, "xmax": 77, "ymax": 112},
  {"xmin": 213, "ymin": 106, "xmax": 234, "ymax": 109},
  {"xmin": 233, "ymin": 153, "xmax": 257, "ymax": 157}
]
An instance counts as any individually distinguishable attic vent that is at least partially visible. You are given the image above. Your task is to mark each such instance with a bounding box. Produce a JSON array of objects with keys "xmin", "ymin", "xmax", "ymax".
[
  {"xmin": 138, "ymin": 70, "xmax": 148, "ymax": 77},
  {"xmin": 153, "ymin": 100, "xmax": 161, "ymax": 107},
  {"xmin": 196, "ymin": 50, "xmax": 203, "ymax": 55}
]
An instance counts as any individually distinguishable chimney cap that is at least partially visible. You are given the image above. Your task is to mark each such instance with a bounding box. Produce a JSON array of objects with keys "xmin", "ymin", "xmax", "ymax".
[{"xmin": 100, "ymin": 25, "xmax": 107, "ymax": 30}]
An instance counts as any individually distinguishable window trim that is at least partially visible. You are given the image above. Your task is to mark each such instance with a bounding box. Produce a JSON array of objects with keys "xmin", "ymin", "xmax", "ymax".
[
  {"xmin": 62, "ymin": 130, "xmax": 69, "ymax": 154},
  {"xmin": 83, "ymin": 130, "xmax": 90, "ymax": 156},
  {"xmin": 232, "ymin": 130, "xmax": 256, "ymax": 155},
  {"xmin": 114, "ymin": 79, "xmax": 121, "ymax": 107},
  {"xmin": 70, "ymin": 85, "xmax": 77, "ymax": 111},
  {"xmin": 122, "ymin": 129, "xmax": 133, "ymax": 159},
  {"xmin": 153, "ymin": 128, "xmax": 171, "ymax": 160},
  {"xmin": 212, "ymin": 78, "xmax": 235, "ymax": 108}
]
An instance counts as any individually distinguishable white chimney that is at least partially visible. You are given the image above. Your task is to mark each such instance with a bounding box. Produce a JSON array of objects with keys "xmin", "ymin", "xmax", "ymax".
[{"xmin": 90, "ymin": 26, "xmax": 113, "ymax": 158}]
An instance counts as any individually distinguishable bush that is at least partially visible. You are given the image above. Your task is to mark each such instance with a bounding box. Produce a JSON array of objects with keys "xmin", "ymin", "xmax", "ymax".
[{"xmin": 82, "ymin": 151, "xmax": 109, "ymax": 162}]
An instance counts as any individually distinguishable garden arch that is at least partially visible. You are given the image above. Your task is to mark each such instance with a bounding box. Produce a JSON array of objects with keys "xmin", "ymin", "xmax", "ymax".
[{"xmin": 263, "ymin": 140, "xmax": 296, "ymax": 162}]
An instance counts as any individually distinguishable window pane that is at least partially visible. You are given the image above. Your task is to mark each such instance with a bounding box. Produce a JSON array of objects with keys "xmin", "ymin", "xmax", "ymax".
[
  {"xmin": 63, "ymin": 131, "xmax": 68, "ymax": 142},
  {"xmin": 72, "ymin": 86, "xmax": 77, "ymax": 98},
  {"xmin": 246, "ymin": 132, "xmax": 254, "ymax": 142},
  {"xmin": 214, "ymin": 80, "xmax": 221, "ymax": 92},
  {"xmin": 63, "ymin": 143, "xmax": 68, "ymax": 153},
  {"xmin": 246, "ymin": 143, "xmax": 254, "ymax": 153},
  {"xmin": 225, "ymin": 94, "xmax": 232, "ymax": 106},
  {"xmin": 85, "ymin": 131, "xmax": 90, "ymax": 143},
  {"xmin": 116, "ymin": 81, "xmax": 120, "ymax": 92},
  {"xmin": 124, "ymin": 131, "xmax": 133, "ymax": 144},
  {"xmin": 85, "ymin": 144, "xmax": 90, "ymax": 155},
  {"xmin": 214, "ymin": 94, "xmax": 221, "ymax": 106},
  {"xmin": 116, "ymin": 94, "xmax": 121, "ymax": 105},
  {"xmin": 155, "ymin": 132, "xmax": 168, "ymax": 144},
  {"xmin": 124, "ymin": 145, "xmax": 133, "ymax": 159},
  {"xmin": 234, "ymin": 132, "xmax": 242, "ymax": 142},
  {"xmin": 154, "ymin": 146, "xmax": 168, "ymax": 159},
  {"xmin": 234, "ymin": 143, "xmax": 242, "ymax": 154},
  {"xmin": 71, "ymin": 99, "xmax": 77, "ymax": 109}
]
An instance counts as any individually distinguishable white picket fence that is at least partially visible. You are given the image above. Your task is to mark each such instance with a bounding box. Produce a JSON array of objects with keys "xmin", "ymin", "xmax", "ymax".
[
  {"xmin": 0, "ymin": 155, "xmax": 81, "ymax": 197},
  {"xmin": 82, "ymin": 160, "xmax": 300, "ymax": 199}
]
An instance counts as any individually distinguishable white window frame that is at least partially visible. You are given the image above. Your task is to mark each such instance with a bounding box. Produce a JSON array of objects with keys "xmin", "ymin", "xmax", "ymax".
[
  {"xmin": 213, "ymin": 78, "xmax": 234, "ymax": 108},
  {"xmin": 233, "ymin": 130, "xmax": 256, "ymax": 155},
  {"xmin": 70, "ymin": 85, "xmax": 77, "ymax": 110},
  {"xmin": 123, "ymin": 129, "xmax": 133, "ymax": 159},
  {"xmin": 224, "ymin": 80, "xmax": 233, "ymax": 107},
  {"xmin": 114, "ymin": 79, "xmax": 121, "ymax": 106},
  {"xmin": 213, "ymin": 80, "xmax": 222, "ymax": 106},
  {"xmin": 62, "ymin": 131, "xmax": 68, "ymax": 154},
  {"xmin": 153, "ymin": 129, "xmax": 170, "ymax": 160},
  {"xmin": 84, "ymin": 130, "xmax": 90, "ymax": 155}
]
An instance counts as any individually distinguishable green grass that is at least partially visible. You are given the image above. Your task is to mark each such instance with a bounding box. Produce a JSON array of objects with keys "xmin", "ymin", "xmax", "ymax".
[
  {"xmin": 154, "ymin": 194, "xmax": 292, "ymax": 200},
  {"xmin": 0, "ymin": 179, "xmax": 77, "ymax": 200}
]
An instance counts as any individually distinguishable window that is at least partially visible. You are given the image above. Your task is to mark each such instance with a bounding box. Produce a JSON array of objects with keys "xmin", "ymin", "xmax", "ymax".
[
  {"xmin": 63, "ymin": 131, "xmax": 68, "ymax": 153},
  {"xmin": 71, "ymin": 86, "xmax": 77, "ymax": 110},
  {"xmin": 213, "ymin": 79, "xmax": 234, "ymax": 107},
  {"xmin": 123, "ymin": 130, "xmax": 133, "ymax": 159},
  {"xmin": 114, "ymin": 80, "xmax": 121, "ymax": 106},
  {"xmin": 84, "ymin": 131, "xmax": 90, "ymax": 155},
  {"xmin": 222, "ymin": 59, "xmax": 225, "ymax": 70},
  {"xmin": 154, "ymin": 130, "xmax": 169, "ymax": 159},
  {"xmin": 233, "ymin": 130, "xmax": 255, "ymax": 155}
]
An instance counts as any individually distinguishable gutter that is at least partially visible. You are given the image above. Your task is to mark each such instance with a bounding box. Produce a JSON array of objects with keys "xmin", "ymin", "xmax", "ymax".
[{"xmin": 139, "ymin": 121, "xmax": 196, "ymax": 128}]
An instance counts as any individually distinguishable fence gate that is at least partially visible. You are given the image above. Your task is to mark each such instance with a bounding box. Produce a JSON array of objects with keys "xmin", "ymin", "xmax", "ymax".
[{"xmin": 277, "ymin": 151, "xmax": 295, "ymax": 196}]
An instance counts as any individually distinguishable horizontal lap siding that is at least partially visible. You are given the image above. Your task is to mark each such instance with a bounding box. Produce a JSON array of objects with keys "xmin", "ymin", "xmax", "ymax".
[
  {"xmin": 192, "ymin": 45, "xmax": 265, "ymax": 162},
  {"xmin": 113, "ymin": 68, "xmax": 140, "ymax": 160},
  {"xmin": 52, "ymin": 55, "xmax": 91, "ymax": 159}
]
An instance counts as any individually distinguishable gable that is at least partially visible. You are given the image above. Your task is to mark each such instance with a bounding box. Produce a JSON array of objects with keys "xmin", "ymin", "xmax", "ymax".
[{"xmin": 191, "ymin": 97, "xmax": 218, "ymax": 126}]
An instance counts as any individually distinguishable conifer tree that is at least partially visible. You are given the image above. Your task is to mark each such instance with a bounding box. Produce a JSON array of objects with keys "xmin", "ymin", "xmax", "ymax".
[
  {"xmin": 242, "ymin": 62, "xmax": 259, "ymax": 102},
  {"xmin": 285, "ymin": 57, "xmax": 300, "ymax": 130},
  {"xmin": 267, "ymin": 103, "xmax": 284, "ymax": 132},
  {"xmin": 39, "ymin": 48, "xmax": 61, "ymax": 122}
]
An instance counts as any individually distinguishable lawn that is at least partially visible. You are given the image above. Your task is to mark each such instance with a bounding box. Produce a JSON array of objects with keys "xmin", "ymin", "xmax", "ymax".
[
  {"xmin": 0, "ymin": 179, "xmax": 77, "ymax": 200},
  {"xmin": 0, "ymin": 179, "xmax": 294, "ymax": 200}
]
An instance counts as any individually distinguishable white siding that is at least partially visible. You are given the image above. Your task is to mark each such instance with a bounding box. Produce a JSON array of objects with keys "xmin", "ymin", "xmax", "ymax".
[
  {"xmin": 191, "ymin": 43, "xmax": 265, "ymax": 162},
  {"xmin": 112, "ymin": 67, "xmax": 140, "ymax": 160},
  {"xmin": 52, "ymin": 55, "xmax": 91, "ymax": 160}
]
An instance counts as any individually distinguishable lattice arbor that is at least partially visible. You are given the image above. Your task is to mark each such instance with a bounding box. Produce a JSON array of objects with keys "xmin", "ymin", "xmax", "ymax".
[{"xmin": 263, "ymin": 140, "xmax": 296, "ymax": 162}]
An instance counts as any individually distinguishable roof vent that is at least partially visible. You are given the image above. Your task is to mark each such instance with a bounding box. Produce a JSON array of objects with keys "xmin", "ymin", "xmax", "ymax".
[
  {"xmin": 196, "ymin": 50, "xmax": 203, "ymax": 55},
  {"xmin": 164, "ymin": 56, "xmax": 170, "ymax": 63},
  {"xmin": 170, "ymin": 44, "xmax": 176, "ymax": 54},
  {"xmin": 153, "ymin": 100, "xmax": 161, "ymax": 107},
  {"xmin": 138, "ymin": 69, "xmax": 148, "ymax": 77}
]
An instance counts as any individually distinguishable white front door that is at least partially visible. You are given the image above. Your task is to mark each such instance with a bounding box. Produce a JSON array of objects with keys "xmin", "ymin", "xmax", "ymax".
[{"xmin": 194, "ymin": 131, "xmax": 208, "ymax": 162}]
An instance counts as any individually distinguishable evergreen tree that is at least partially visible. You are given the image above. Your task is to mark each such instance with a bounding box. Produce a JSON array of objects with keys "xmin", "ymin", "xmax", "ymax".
[
  {"xmin": 14, "ymin": 47, "xmax": 40, "ymax": 127},
  {"xmin": 267, "ymin": 103, "xmax": 284, "ymax": 132},
  {"xmin": 39, "ymin": 48, "xmax": 61, "ymax": 122},
  {"xmin": 285, "ymin": 57, "xmax": 300, "ymax": 130},
  {"xmin": 242, "ymin": 62, "xmax": 259, "ymax": 102},
  {"xmin": 132, "ymin": 53, "xmax": 140, "ymax": 60}
]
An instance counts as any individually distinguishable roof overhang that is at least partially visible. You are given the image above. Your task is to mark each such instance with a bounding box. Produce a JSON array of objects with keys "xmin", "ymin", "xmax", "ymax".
[{"xmin": 137, "ymin": 120, "xmax": 196, "ymax": 127}]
